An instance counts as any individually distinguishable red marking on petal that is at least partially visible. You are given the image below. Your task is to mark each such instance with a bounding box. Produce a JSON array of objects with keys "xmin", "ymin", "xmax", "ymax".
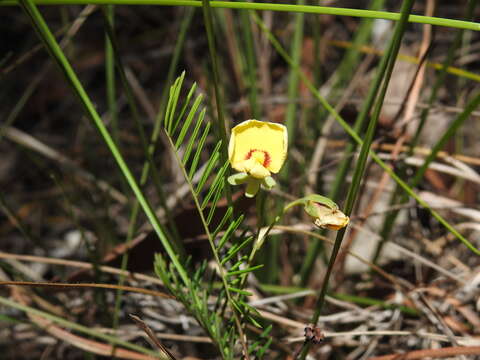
[
  {"xmin": 263, "ymin": 151, "xmax": 271, "ymax": 167},
  {"xmin": 244, "ymin": 149, "xmax": 254, "ymax": 160},
  {"xmin": 244, "ymin": 149, "xmax": 271, "ymax": 167}
]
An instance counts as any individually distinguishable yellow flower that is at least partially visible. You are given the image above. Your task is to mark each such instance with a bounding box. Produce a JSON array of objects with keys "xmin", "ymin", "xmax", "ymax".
[
  {"xmin": 228, "ymin": 120, "xmax": 287, "ymax": 178},
  {"xmin": 227, "ymin": 119, "xmax": 288, "ymax": 197}
]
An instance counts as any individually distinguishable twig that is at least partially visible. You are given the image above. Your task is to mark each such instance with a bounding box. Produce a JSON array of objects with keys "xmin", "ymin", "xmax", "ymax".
[
  {"xmin": 367, "ymin": 345, "xmax": 480, "ymax": 360},
  {"xmin": 287, "ymin": 329, "xmax": 480, "ymax": 346},
  {"xmin": 0, "ymin": 251, "xmax": 164, "ymax": 285},
  {"xmin": 349, "ymin": 223, "xmax": 467, "ymax": 284},
  {"xmin": 306, "ymin": 41, "xmax": 377, "ymax": 193},
  {"xmin": 2, "ymin": 126, "xmax": 127, "ymax": 204},
  {"xmin": 273, "ymin": 225, "xmax": 413, "ymax": 291},
  {"xmin": 377, "ymin": 155, "xmax": 480, "ymax": 185},
  {"xmin": 325, "ymin": 140, "xmax": 480, "ymax": 166},
  {"xmin": 0, "ymin": 281, "xmax": 172, "ymax": 298},
  {"xmin": 1, "ymin": 276, "xmax": 161, "ymax": 360},
  {"xmin": 129, "ymin": 314, "xmax": 177, "ymax": 360}
]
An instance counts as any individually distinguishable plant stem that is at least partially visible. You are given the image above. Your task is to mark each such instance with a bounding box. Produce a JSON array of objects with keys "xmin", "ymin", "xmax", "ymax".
[
  {"xmin": 298, "ymin": 0, "xmax": 416, "ymax": 357},
  {"xmin": 19, "ymin": 0, "xmax": 190, "ymax": 286},
  {"xmin": 373, "ymin": 0, "xmax": 478, "ymax": 263},
  {"xmin": 201, "ymin": 0, "xmax": 233, "ymax": 209},
  {"xmin": 3, "ymin": 1, "xmax": 480, "ymax": 32}
]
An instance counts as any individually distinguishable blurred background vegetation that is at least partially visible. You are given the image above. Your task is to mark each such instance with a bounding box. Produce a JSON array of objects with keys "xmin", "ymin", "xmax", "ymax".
[{"xmin": 1, "ymin": 1, "xmax": 480, "ymax": 359}]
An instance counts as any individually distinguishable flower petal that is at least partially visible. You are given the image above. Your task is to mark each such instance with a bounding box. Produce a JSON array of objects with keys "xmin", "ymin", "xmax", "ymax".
[
  {"xmin": 245, "ymin": 178, "xmax": 261, "ymax": 198},
  {"xmin": 312, "ymin": 204, "xmax": 349, "ymax": 230},
  {"xmin": 229, "ymin": 120, "xmax": 287, "ymax": 175},
  {"xmin": 314, "ymin": 211, "xmax": 349, "ymax": 230},
  {"xmin": 248, "ymin": 162, "xmax": 271, "ymax": 179}
]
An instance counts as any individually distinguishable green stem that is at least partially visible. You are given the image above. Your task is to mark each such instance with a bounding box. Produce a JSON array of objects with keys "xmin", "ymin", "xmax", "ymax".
[
  {"xmin": 412, "ymin": 94, "xmax": 480, "ymax": 188},
  {"xmin": 19, "ymin": 0, "xmax": 190, "ymax": 286},
  {"xmin": 411, "ymin": 0, "xmax": 477, "ymax": 150},
  {"xmin": 108, "ymin": 11, "xmax": 194, "ymax": 335},
  {"xmin": 251, "ymin": 9, "xmax": 480, "ymax": 256},
  {"xmin": 299, "ymin": 0, "xmax": 387, "ymax": 285},
  {"xmin": 165, "ymin": 132, "xmax": 250, "ymax": 360},
  {"xmin": 105, "ymin": 5, "xmax": 117, "ymax": 142},
  {"xmin": 373, "ymin": 0, "xmax": 478, "ymax": 263},
  {"xmin": 103, "ymin": 5, "xmax": 125, "ymax": 341},
  {"xmin": 282, "ymin": 0, "xmax": 304, "ymax": 179},
  {"xmin": 100, "ymin": 7, "xmax": 184, "ymax": 253},
  {"xmin": 0, "ymin": 295, "xmax": 164, "ymax": 358},
  {"xmin": 298, "ymin": 0, "xmax": 416, "ymax": 357},
  {"xmin": 240, "ymin": 9, "xmax": 259, "ymax": 118},
  {"xmin": 201, "ymin": 0, "xmax": 233, "ymax": 208},
  {"xmin": 2, "ymin": 1, "xmax": 480, "ymax": 32}
]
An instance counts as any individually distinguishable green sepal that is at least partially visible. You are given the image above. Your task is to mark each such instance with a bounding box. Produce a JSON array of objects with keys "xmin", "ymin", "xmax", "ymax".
[
  {"xmin": 303, "ymin": 194, "xmax": 338, "ymax": 210},
  {"xmin": 227, "ymin": 172, "xmax": 249, "ymax": 185},
  {"xmin": 284, "ymin": 193, "xmax": 339, "ymax": 214},
  {"xmin": 245, "ymin": 178, "xmax": 261, "ymax": 198},
  {"xmin": 303, "ymin": 195, "xmax": 339, "ymax": 218},
  {"xmin": 261, "ymin": 176, "xmax": 276, "ymax": 190}
]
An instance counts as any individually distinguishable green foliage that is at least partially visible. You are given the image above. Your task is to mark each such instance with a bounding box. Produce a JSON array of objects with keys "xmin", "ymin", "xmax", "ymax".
[
  {"xmin": 5, "ymin": 1, "xmax": 480, "ymax": 358},
  {"xmin": 154, "ymin": 73, "xmax": 272, "ymax": 358}
]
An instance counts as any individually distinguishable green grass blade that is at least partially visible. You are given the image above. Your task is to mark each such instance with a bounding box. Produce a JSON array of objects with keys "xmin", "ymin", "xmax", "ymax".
[
  {"xmin": 0, "ymin": 296, "xmax": 164, "ymax": 358},
  {"xmin": 227, "ymin": 264, "xmax": 263, "ymax": 277},
  {"xmin": 188, "ymin": 121, "xmax": 211, "ymax": 179},
  {"xmin": 201, "ymin": 0, "xmax": 229, "ymax": 156},
  {"xmin": 299, "ymin": 0, "xmax": 416, "ymax": 357},
  {"xmin": 216, "ymin": 215, "xmax": 244, "ymax": 251},
  {"xmin": 239, "ymin": 10, "xmax": 259, "ymax": 118},
  {"xmin": 195, "ymin": 140, "xmax": 221, "ymax": 193},
  {"xmin": 206, "ymin": 184, "xmax": 225, "ymax": 224},
  {"xmin": 211, "ymin": 206, "xmax": 233, "ymax": 239},
  {"xmin": 221, "ymin": 236, "xmax": 254, "ymax": 265},
  {"xmin": 104, "ymin": 5, "xmax": 117, "ymax": 141},
  {"xmin": 172, "ymin": 81, "xmax": 198, "ymax": 135},
  {"xmin": 282, "ymin": 0, "xmax": 304, "ymax": 178},
  {"xmin": 19, "ymin": 0, "xmax": 190, "ymax": 285},
  {"xmin": 201, "ymin": 0, "xmax": 232, "ymax": 210},
  {"xmin": 183, "ymin": 108, "xmax": 207, "ymax": 165},
  {"xmin": 175, "ymin": 94, "xmax": 203, "ymax": 148},
  {"xmin": 251, "ymin": 11, "xmax": 480, "ymax": 256},
  {"xmin": 201, "ymin": 160, "xmax": 229, "ymax": 209},
  {"xmin": 103, "ymin": 3, "xmax": 126, "ymax": 339},
  {"xmin": 4, "ymin": 2, "xmax": 480, "ymax": 32},
  {"xmin": 300, "ymin": 0, "xmax": 398, "ymax": 284},
  {"xmin": 165, "ymin": 72, "xmax": 186, "ymax": 133}
]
